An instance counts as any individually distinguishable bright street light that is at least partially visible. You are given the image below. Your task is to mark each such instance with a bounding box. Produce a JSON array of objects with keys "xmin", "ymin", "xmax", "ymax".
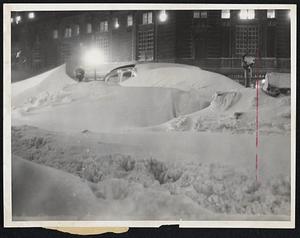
[
  {"xmin": 83, "ymin": 47, "xmax": 105, "ymax": 80},
  {"xmin": 159, "ymin": 10, "xmax": 168, "ymax": 22},
  {"xmin": 28, "ymin": 12, "xmax": 35, "ymax": 19},
  {"xmin": 15, "ymin": 15, "xmax": 21, "ymax": 24},
  {"xmin": 83, "ymin": 47, "xmax": 105, "ymax": 66},
  {"xmin": 114, "ymin": 18, "xmax": 120, "ymax": 28}
]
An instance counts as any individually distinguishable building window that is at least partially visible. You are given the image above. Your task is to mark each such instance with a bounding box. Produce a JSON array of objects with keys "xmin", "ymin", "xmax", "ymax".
[
  {"xmin": 64, "ymin": 27, "xmax": 72, "ymax": 38},
  {"xmin": 221, "ymin": 10, "xmax": 230, "ymax": 19},
  {"xmin": 95, "ymin": 35, "xmax": 109, "ymax": 59},
  {"xmin": 193, "ymin": 11, "xmax": 200, "ymax": 18},
  {"xmin": 100, "ymin": 21, "xmax": 108, "ymax": 32},
  {"xmin": 201, "ymin": 11, "xmax": 208, "ymax": 18},
  {"xmin": 53, "ymin": 29, "xmax": 58, "ymax": 39},
  {"xmin": 86, "ymin": 23, "xmax": 92, "ymax": 33},
  {"xmin": 239, "ymin": 9, "xmax": 255, "ymax": 20},
  {"xmin": 138, "ymin": 30, "xmax": 154, "ymax": 61},
  {"xmin": 235, "ymin": 25, "xmax": 259, "ymax": 55},
  {"xmin": 267, "ymin": 9, "xmax": 275, "ymax": 19},
  {"xmin": 142, "ymin": 12, "xmax": 153, "ymax": 25},
  {"xmin": 193, "ymin": 11, "xmax": 207, "ymax": 19},
  {"xmin": 113, "ymin": 18, "xmax": 120, "ymax": 29},
  {"xmin": 127, "ymin": 15, "xmax": 133, "ymax": 27},
  {"xmin": 74, "ymin": 25, "xmax": 80, "ymax": 35}
]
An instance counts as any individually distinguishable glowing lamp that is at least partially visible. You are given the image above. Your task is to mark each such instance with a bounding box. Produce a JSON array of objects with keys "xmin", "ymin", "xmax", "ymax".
[
  {"xmin": 15, "ymin": 15, "xmax": 21, "ymax": 24},
  {"xmin": 83, "ymin": 47, "xmax": 105, "ymax": 67},
  {"xmin": 28, "ymin": 12, "xmax": 35, "ymax": 19},
  {"xmin": 159, "ymin": 10, "xmax": 168, "ymax": 22}
]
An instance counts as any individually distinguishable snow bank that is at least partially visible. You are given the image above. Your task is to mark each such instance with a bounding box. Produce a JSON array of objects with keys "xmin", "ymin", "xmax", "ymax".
[
  {"xmin": 161, "ymin": 88, "xmax": 290, "ymax": 135},
  {"xmin": 12, "ymin": 64, "xmax": 75, "ymax": 109},
  {"xmin": 121, "ymin": 63, "xmax": 243, "ymax": 95},
  {"xmin": 12, "ymin": 66, "xmax": 61, "ymax": 97},
  {"xmin": 12, "ymin": 86, "xmax": 210, "ymax": 132},
  {"xmin": 12, "ymin": 126, "xmax": 290, "ymax": 220},
  {"xmin": 12, "ymin": 155, "xmax": 99, "ymax": 220}
]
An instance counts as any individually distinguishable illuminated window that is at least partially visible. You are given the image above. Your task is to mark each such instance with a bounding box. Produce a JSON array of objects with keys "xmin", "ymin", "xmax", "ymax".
[
  {"xmin": 239, "ymin": 9, "xmax": 255, "ymax": 20},
  {"xmin": 64, "ymin": 27, "xmax": 72, "ymax": 38},
  {"xmin": 53, "ymin": 29, "xmax": 58, "ymax": 39},
  {"xmin": 127, "ymin": 15, "xmax": 133, "ymax": 26},
  {"xmin": 100, "ymin": 21, "xmax": 108, "ymax": 32},
  {"xmin": 74, "ymin": 25, "xmax": 80, "ymax": 35},
  {"xmin": 193, "ymin": 11, "xmax": 200, "ymax": 18},
  {"xmin": 86, "ymin": 23, "xmax": 92, "ymax": 33},
  {"xmin": 113, "ymin": 18, "xmax": 119, "ymax": 29},
  {"xmin": 221, "ymin": 10, "xmax": 230, "ymax": 19},
  {"xmin": 267, "ymin": 9, "xmax": 275, "ymax": 19},
  {"xmin": 142, "ymin": 12, "xmax": 153, "ymax": 25}
]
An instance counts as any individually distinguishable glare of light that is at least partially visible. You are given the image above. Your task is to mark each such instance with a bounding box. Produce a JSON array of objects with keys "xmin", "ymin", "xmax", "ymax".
[
  {"xmin": 267, "ymin": 9, "xmax": 275, "ymax": 19},
  {"xmin": 239, "ymin": 9, "xmax": 255, "ymax": 20},
  {"xmin": 221, "ymin": 10, "xmax": 230, "ymax": 19},
  {"xmin": 159, "ymin": 10, "xmax": 168, "ymax": 22},
  {"xmin": 248, "ymin": 10, "xmax": 255, "ymax": 19},
  {"xmin": 239, "ymin": 10, "xmax": 248, "ymax": 19},
  {"xmin": 15, "ymin": 15, "xmax": 21, "ymax": 24},
  {"xmin": 11, "ymin": 18, "xmax": 14, "ymax": 23},
  {"xmin": 114, "ymin": 21, "xmax": 120, "ymax": 29},
  {"xmin": 261, "ymin": 79, "xmax": 265, "ymax": 84},
  {"xmin": 288, "ymin": 10, "xmax": 291, "ymax": 19},
  {"xmin": 28, "ymin": 12, "xmax": 35, "ymax": 19},
  {"xmin": 83, "ymin": 47, "xmax": 105, "ymax": 66}
]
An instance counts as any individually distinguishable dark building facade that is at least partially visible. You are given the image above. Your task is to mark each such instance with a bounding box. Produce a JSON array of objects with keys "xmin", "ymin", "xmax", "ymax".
[{"xmin": 11, "ymin": 9, "xmax": 291, "ymax": 81}]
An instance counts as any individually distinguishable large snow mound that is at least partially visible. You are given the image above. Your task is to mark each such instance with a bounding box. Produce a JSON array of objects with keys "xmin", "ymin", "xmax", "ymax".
[
  {"xmin": 12, "ymin": 155, "xmax": 99, "ymax": 220},
  {"xmin": 12, "ymin": 85, "xmax": 209, "ymax": 132},
  {"xmin": 121, "ymin": 63, "xmax": 243, "ymax": 94},
  {"xmin": 12, "ymin": 66, "xmax": 62, "ymax": 97},
  {"xmin": 12, "ymin": 64, "xmax": 75, "ymax": 108}
]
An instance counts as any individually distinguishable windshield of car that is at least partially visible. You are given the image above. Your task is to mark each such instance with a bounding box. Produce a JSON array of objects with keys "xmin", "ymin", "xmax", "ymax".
[{"xmin": 104, "ymin": 70, "xmax": 119, "ymax": 83}]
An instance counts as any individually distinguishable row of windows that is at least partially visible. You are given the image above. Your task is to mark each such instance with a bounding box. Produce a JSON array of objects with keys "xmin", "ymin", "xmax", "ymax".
[
  {"xmin": 53, "ymin": 12, "xmax": 156, "ymax": 39},
  {"xmin": 193, "ymin": 9, "xmax": 276, "ymax": 19},
  {"xmin": 53, "ymin": 14, "xmax": 136, "ymax": 39},
  {"xmin": 53, "ymin": 10, "xmax": 278, "ymax": 39}
]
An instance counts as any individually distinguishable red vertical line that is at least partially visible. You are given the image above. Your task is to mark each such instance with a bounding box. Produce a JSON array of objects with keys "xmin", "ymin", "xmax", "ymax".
[
  {"xmin": 256, "ymin": 79, "xmax": 259, "ymax": 182},
  {"xmin": 255, "ymin": 47, "xmax": 260, "ymax": 182}
]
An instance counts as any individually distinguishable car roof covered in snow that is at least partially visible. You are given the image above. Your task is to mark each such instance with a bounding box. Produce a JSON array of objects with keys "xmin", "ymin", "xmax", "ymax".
[{"xmin": 109, "ymin": 64, "xmax": 136, "ymax": 71}]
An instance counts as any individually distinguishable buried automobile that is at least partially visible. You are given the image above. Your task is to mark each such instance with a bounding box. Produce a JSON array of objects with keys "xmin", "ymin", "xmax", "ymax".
[{"xmin": 261, "ymin": 72, "xmax": 291, "ymax": 97}]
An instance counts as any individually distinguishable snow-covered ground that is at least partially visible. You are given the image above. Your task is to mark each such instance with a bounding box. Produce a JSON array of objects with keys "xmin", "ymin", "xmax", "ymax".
[{"xmin": 11, "ymin": 64, "xmax": 291, "ymax": 221}]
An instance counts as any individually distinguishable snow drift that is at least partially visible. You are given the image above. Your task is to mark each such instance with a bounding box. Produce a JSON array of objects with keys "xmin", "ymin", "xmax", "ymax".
[
  {"xmin": 121, "ymin": 63, "xmax": 243, "ymax": 94},
  {"xmin": 12, "ymin": 126, "xmax": 290, "ymax": 220},
  {"xmin": 12, "ymin": 64, "xmax": 75, "ymax": 109},
  {"xmin": 10, "ymin": 63, "xmax": 291, "ymax": 221}
]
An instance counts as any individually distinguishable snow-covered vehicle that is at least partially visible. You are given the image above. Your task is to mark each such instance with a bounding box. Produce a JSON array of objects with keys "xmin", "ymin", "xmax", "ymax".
[
  {"xmin": 103, "ymin": 64, "xmax": 136, "ymax": 83},
  {"xmin": 261, "ymin": 72, "xmax": 291, "ymax": 97}
]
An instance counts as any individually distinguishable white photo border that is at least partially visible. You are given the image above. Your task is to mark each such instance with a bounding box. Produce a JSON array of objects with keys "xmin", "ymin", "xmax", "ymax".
[{"xmin": 3, "ymin": 3, "xmax": 297, "ymax": 228}]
